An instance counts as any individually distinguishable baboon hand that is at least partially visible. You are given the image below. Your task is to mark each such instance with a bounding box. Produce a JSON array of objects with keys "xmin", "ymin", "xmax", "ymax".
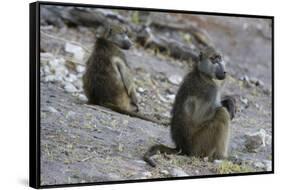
[{"xmin": 221, "ymin": 96, "xmax": 236, "ymax": 120}]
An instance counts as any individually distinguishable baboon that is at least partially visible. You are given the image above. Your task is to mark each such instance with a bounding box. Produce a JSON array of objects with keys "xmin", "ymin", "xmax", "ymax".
[
  {"xmin": 83, "ymin": 24, "xmax": 165, "ymax": 125},
  {"xmin": 144, "ymin": 47, "xmax": 236, "ymax": 167}
]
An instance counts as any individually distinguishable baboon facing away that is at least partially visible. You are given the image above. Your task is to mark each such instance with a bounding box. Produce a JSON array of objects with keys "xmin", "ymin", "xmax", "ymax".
[
  {"xmin": 144, "ymin": 47, "xmax": 236, "ymax": 167},
  {"xmin": 83, "ymin": 24, "xmax": 166, "ymax": 124}
]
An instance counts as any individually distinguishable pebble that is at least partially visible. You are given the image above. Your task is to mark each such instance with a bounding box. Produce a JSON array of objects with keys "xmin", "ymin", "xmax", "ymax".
[
  {"xmin": 78, "ymin": 94, "xmax": 88, "ymax": 102},
  {"xmin": 263, "ymin": 160, "xmax": 272, "ymax": 171},
  {"xmin": 166, "ymin": 94, "xmax": 175, "ymax": 102},
  {"xmin": 244, "ymin": 129, "xmax": 266, "ymax": 152},
  {"xmin": 169, "ymin": 168, "xmax": 189, "ymax": 177},
  {"xmin": 64, "ymin": 83, "xmax": 78, "ymax": 93},
  {"xmin": 240, "ymin": 96, "xmax": 249, "ymax": 106},
  {"xmin": 137, "ymin": 87, "xmax": 145, "ymax": 93},
  {"xmin": 76, "ymin": 65, "xmax": 85, "ymax": 73},
  {"xmin": 65, "ymin": 73, "xmax": 78, "ymax": 83},
  {"xmin": 213, "ymin": 160, "xmax": 223, "ymax": 164},
  {"xmin": 42, "ymin": 106, "xmax": 58, "ymax": 113},
  {"xmin": 160, "ymin": 170, "xmax": 169, "ymax": 175},
  {"xmin": 65, "ymin": 43, "xmax": 85, "ymax": 62},
  {"xmin": 253, "ymin": 161, "xmax": 264, "ymax": 169},
  {"xmin": 142, "ymin": 171, "xmax": 152, "ymax": 178},
  {"xmin": 168, "ymin": 75, "xmax": 183, "ymax": 85}
]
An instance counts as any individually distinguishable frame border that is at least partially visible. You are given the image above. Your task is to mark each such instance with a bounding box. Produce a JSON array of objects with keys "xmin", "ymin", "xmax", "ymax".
[{"xmin": 29, "ymin": 1, "xmax": 274, "ymax": 189}]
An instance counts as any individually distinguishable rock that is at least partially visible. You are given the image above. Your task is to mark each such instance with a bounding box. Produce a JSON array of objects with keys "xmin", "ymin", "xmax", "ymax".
[
  {"xmin": 141, "ymin": 171, "xmax": 152, "ymax": 178},
  {"xmin": 213, "ymin": 160, "xmax": 223, "ymax": 164},
  {"xmin": 263, "ymin": 160, "xmax": 272, "ymax": 171},
  {"xmin": 78, "ymin": 94, "xmax": 88, "ymax": 102},
  {"xmin": 265, "ymin": 134, "xmax": 272, "ymax": 145},
  {"xmin": 250, "ymin": 78, "xmax": 264, "ymax": 87},
  {"xmin": 244, "ymin": 129, "xmax": 266, "ymax": 152},
  {"xmin": 166, "ymin": 94, "xmax": 175, "ymax": 102},
  {"xmin": 65, "ymin": 43, "xmax": 85, "ymax": 62},
  {"xmin": 253, "ymin": 161, "xmax": 264, "ymax": 169},
  {"xmin": 65, "ymin": 73, "xmax": 77, "ymax": 83},
  {"xmin": 76, "ymin": 65, "xmax": 85, "ymax": 73},
  {"xmin": 137, "ymin": 87, "xmax": 145, "ymax": 93},
  {"xmin": 42, "ymin": 106, "xmax": 58, "ymax": 113},
  {"xmin": 240, "ymin": 75, "xmax": 250, "ymax": 82},
  {"xmin": 168, "ymin": 75, "xmax": 182, "ymax": 85},
  {"xmin": 160, "ymin": 170, "xmax": 169, "ymax": 175},
  {"xmin": 64, "ymin": 83, "xmax": 78, "ymax": 93},
  {"xmin": 159, "ymin": 95, "xmax": 169, "ymax": 103},
  {"xmin": 169, "ymin": 168, "xmax": 189, "ymax": 177},
  {"xmin": 240, "ymin": 96, "xmax": 249, "ymax": 106}
]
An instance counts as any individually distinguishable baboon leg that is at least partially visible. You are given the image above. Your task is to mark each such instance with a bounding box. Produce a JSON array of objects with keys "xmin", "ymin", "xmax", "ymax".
[{"xmin": 191, "ymin": 107, "xmax": 230, "ymax": 159}]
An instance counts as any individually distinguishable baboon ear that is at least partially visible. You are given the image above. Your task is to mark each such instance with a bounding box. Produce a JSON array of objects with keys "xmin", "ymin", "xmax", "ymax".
[{"xmin": 96, "ymin": 24, "xmax": 111, "ymax": 38}]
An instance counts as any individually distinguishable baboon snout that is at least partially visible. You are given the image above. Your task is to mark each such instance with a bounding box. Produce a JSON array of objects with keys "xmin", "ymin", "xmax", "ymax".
[
  {"xmin": 215, "ymin": 63, "xmax": 226, "ymax": 80},
  {"xmin": 121, "ymin": 36, "xmax": 132, "ymax": 50}
]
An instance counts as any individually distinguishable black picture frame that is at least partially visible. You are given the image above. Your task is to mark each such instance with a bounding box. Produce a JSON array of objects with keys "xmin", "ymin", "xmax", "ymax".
[{"xmin": 30, "ymin": 1, "xmax": 274, "ymax": 189}]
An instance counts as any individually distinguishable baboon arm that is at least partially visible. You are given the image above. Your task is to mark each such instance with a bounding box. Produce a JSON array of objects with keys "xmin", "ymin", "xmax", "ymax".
[{"xmin": 114, "ymin": 61, "xmax": 138, "ymax": 105}]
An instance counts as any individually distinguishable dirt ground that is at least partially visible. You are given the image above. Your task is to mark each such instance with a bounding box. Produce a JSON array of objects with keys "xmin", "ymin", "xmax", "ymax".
[{"xmin": 39, "ymin": 6, "xmax": 272, "ymax": 186}]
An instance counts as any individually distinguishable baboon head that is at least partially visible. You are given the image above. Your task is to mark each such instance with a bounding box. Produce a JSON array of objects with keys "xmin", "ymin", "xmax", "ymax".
[
  {"xmin": 97, "ymin": 24, "xmax": 132, "ymax": 49},
  {"xmin": 198, "ymin": 47, "xmax": 226, "ymax": 80}
]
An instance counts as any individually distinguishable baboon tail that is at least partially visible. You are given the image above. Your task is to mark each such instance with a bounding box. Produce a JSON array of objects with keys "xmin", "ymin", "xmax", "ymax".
[{"xmin": 143, "ymin": 144, "xmax": 179, "ymax": 167}]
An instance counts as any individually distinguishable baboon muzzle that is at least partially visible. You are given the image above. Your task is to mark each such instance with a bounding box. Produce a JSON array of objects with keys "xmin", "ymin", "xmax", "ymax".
[{"xmin": 215, "ymin": 62, "xmax": 226, "ymax": 80}]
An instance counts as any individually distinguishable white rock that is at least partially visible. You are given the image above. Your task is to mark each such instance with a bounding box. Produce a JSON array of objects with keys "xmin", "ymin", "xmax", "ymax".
[
  {"xmin": 160, "ymin": 170, "xmax": 169, "ymax": 175},
  {"xmin": 65, "ymin": 43, "xmax": 85, "ymax": 62},
  {"xmin": 168, "ymin": 75, "xmax": 183, "ymax": 85},
  {"xmin": 263, "ymin": 160, "xmax": 272, "ymax": 171},
  {"xmin": 159, "ymin": 95, "xmax": 169, "ymax": 103},
  {"xmin": 64, "ymin": 83, "xmax": 78, "ymax": 93},
  {"xmin": 169, "ymin": 168, "xmax": 189, "ymax": 177},
  {"xmin": 49, "ymin": 57, "xmax": 64, "ymax": 68},
  {"xmin": 142, "ymin": 171, "xmax": 152, "ymax": 178},
  {"xmin": 76, "ymin": 65, "xmax": 85, "ymax": 73},
  {"xmin": 137, "ymin": 87, "xmax": 145, "ymax": 93},
  {"xmin": 46, "ymin": 106, "xmax": 58, "ymax": 113},
  {"xmin": 65, "ymin": 73, "xmax": 77, "ymax": 83},
  {"xmin": 244, "ymin": 129, "xmax": 266, "ymax": 152},
  {"xmin": 265, "ymin": 134, "xmax": 272, "ymax": 145},
  {"xmin": 78, "ymin": 94, "xmax": 88, "ymax": 102},
  {"xmin": 240, "ymin": 97, "xmax": 249, "ymax": 106},
  {"xmin": 253, "ymin": 161, "xmax": 264, "ymax": 169},
  {"xmin": 166, "ymin": 94, "xmax": 175, "ymax": 102},
  {"xmin": 213, "ymin": 160, "xmax": 223, "ymax": 164}
]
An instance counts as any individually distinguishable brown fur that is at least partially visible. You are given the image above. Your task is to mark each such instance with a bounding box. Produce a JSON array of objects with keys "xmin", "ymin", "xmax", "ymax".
[
  {"xmin": 144, "ymin": 47, "xmax": 236, "ymax": 167},
  {"xmin": 83, "ymin": 25, "xmax": 167, "ymax": 125}
]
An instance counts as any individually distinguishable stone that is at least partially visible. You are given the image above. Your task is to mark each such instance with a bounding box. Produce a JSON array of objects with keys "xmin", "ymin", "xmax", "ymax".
[
  {"xmin": 65, "ymin": 43, "xmax": 85, "ymax": 62},
  {"xmin": 169, "ymin": 168, "xmax": 189, "ymax": 177},
  {"xmin": 78, "ymin": 94, "xmax": 88, "ymax": 102},
  {"xmin": 137, "ymin": 87, "xmax": 145, "ymax": 93},
  {"xmin": 160, "ymin": 170, "xmax": 169, "ymax": 175},
  {"xmin": 244, "ymin": 129, "xmax": 266, "ymax": 152},
  {"xmin": 213, "ymin": 160, "xmax": 223, "ymax": 164},
  {"xmin": 76, "ymin": 65, "xmax": 85, "ymax": 73},
  {"xmin": 253, "ymin": 161, "xmax": 264, "ymax": 169},
  {"xmin": 263, "ymin": 160, "xmax": 272, "ymax": 171},
  {"xmin": 64, "ymin": 83, "xmax": 78, "ymax": 93},
  {"xmin": 168, "ymin": 75, "xmax": 183, "ymax": 85},
  {"xmin": 166, "ymin": 94, "xmax": 175, "ymax": 102}
]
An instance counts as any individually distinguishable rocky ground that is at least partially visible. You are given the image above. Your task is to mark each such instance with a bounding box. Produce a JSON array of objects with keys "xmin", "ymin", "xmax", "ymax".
[{"xmin": 39, "ymin": 6, "xmax": 272, "ymax": 186}]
